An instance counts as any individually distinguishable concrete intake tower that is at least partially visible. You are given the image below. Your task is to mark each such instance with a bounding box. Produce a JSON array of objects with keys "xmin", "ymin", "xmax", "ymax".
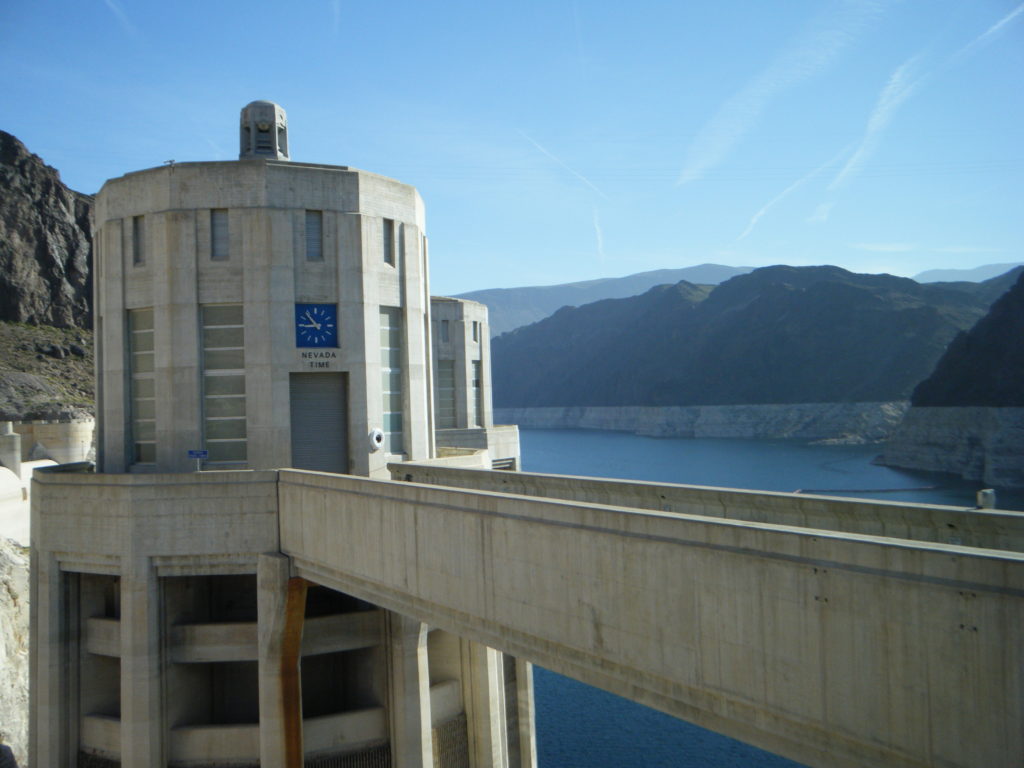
[{"xmin": 31, "ymin": 101, "xmax": 528, "ymax": 768}]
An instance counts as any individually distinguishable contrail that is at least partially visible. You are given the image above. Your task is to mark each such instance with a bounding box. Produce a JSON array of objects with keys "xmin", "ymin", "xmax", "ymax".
[
  {"xmin": 518, "ymin": 129, "xmax": 608, "ymax": 199},
  {"xmin": 816, "ymin": 2, "xmax": 1024, "ymax": 216},
  {"xmin": 737, "ymin": 143, "xmax": 853, "ymax": 240},
  {"xmin": 828, "ymin": 55, "xmax": 923, "ymax": 192},
  {"xmin": 678, "ymin": 0, "xmax": 884, "ymax": 186},
  {"xmin": 952, "ymin": 2, "xmax": 1024, "ymax": 63},
  {"xmin": 332, "ymin": 0, "xmax": 342, "ymax": 36},
  {"xmin": 102, "ymin": 0, "xmax": 141, "ymax": 39}
]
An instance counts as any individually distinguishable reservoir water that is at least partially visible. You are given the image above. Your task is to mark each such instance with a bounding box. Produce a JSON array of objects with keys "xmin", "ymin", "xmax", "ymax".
[{"xmin": 520, "ymin": 428, "xmax": 1023, "ymax": 767}]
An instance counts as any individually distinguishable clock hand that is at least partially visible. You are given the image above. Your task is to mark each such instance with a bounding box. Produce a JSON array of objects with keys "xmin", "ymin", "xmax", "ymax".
[{"xmin": 303, "ymin": 311, "xmax": 321, "ymax": 330}]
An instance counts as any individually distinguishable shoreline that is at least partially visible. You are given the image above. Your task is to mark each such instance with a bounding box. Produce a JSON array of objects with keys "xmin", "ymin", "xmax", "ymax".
[{"xmin": 495, "ymin": 402, "xmax": 909, "ymax": 444}]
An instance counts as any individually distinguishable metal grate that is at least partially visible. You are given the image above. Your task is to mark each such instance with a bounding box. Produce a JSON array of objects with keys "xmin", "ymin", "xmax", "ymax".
[{"xmin": 432, "ymin": 712, "xmax": 470, "ymax": 768}]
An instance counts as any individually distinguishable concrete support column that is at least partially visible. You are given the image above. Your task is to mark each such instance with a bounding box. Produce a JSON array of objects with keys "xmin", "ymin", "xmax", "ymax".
[
  {"xmin": 29, "ymin": 552, "xmax": 71, "ymax": 767},
  {"xmin": 463, "ymin": 641, "xmax": 509, "ymax": 768},
  {"xmin": 120, "ymin": 557, "xmax": 163, "ymax": 767},
  {"xmin": 514, "ymin": 659, "xmax": 538, "ymax": 768},
  {"xmin": 388, "ymin": 613, "xmax": 433, "ymax": 768},
  {"xmin": 258, "ymin": 554, "xmax": 308, "ymax": 768},
  {"xmin": 0, "ymin": 421, "xmax": 21, "ymax": 479}
]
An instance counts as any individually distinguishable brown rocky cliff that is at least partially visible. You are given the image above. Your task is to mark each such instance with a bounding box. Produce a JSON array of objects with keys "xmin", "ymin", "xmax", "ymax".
[{"xmin": 0, "ymin": 130, "xmax": 93, "ymax": 329}]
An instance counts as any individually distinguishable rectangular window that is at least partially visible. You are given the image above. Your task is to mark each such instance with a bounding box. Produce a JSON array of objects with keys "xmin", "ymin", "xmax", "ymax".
[
  {"xmin": 211, "ymin": 209, "xmax": 229, "ymax": 261},
  {"xmin": 132, "ymin": 215, "xmax": 144, "ymax": 266},
  {"xmin": 472, "ymin": 321, "xmax": 479, "ymax": 342},
  {"xmin": 383, "ymin": 218, "xmax": 395, "ymax": 266},
  {"xmin": 440, "ymin": 319, "xmax": 450, "ymax": 343},
  {"xmin": 305, "ymin": 211, "xmax": 323, "ymax": 261},
  {"xmin": 380, "ymin": 307, "xmax": 403, "ymax": 454},
  {"xmin": 129, "ymin": 308, "xmax": 155, "ymax": 463},
  {"xmin": 436, "ymin": 359, "xmax": 456, "ymax": 429},
  {"xmin": 471, "ymin": 359, "xmax": 483, "ymax": 427},
  {"xmin": 202, "ymin": 304, "xmax": 247, "ymax": 463}
]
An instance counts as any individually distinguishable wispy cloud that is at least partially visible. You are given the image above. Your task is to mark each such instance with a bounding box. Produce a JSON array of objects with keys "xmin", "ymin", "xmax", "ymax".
[
  {"xmin": 816, "ymin": 3, "xmax": 1024, "ymax": 217},
  {"xmin": 850, "ymin": 242, "xmax": 918, "ymax": 252},
  {"xmin": 808, "ymin": 201, "xmax": 835, "ymax": 223},
  {"xmin": 101, "ymin": 0, "xmax": 141, "ymax": 39},
  {"xmin": 518, "ymin": 129, "xmax": 608, "ymax": 199},
  {"xmin": 737, "ymin": 143, "xmax": 853, "ymax": 240},
  {"xmin": 827, "ymin": 55, "xmax": 924, "ymax": 194},
  {"xmin": 592, "ymin": 208, "xmax": 606, "ymax": 261},
  {"xmin": 571, "ymin": 0, "xmax": 588, "ymax": 77},
  {"xmin": 678, "ymin": 0, "xmax": 883, "ymax": 186}
]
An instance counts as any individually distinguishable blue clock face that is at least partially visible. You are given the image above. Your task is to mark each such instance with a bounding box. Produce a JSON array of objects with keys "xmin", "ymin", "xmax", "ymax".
[{"xmin": 295, "ymin": 304, "xmax": 338, "ymax": 347}]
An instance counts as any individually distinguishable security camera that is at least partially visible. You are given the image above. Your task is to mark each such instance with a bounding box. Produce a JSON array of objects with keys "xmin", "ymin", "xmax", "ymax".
[{"xmin": 369, "ymin": 428, "xmax": 385, "ymax": 453}]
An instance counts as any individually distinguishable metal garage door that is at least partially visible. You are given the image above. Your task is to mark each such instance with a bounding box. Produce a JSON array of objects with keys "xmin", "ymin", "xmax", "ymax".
[{"xmin": 289, "ymin": 372, "xmax": 348, "ymax": 473}]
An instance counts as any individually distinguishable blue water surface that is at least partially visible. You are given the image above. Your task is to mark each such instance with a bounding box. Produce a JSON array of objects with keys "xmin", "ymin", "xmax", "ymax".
[{"xmin": 520, "ymin": 428, "xmax": 1023, "ymax": 768}]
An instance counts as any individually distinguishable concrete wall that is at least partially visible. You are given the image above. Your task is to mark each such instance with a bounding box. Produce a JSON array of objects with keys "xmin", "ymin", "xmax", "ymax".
[
  {"xmin": 393, "ymin": 465, "xmax": 1024, "ymax": 552},
  {"xmin": 30, "ymin": 468, "xmax": 534, "ymax": 768},
  {"xmin": 431, "ymin": 297, "xmax": 492, "ymax": 430},
  {"xmin": 279, "ymin": 469, "xmax": 1024, "ymax": 768},
  {"xmin": 10, "ymin": 420, "xmax": 94, "ymax": 464}
]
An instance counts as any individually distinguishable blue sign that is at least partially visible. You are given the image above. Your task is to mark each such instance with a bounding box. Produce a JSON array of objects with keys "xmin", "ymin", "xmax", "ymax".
[{"xmin": 188, "ymin": 450, "xmax": 209, "ymax": 459}]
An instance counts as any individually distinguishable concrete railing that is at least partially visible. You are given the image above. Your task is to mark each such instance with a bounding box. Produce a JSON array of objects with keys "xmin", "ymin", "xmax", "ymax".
[
  {"xmin": 392, "ymin": 464, "xmax": 1024, "ymax": 551},
  {"xmin": 281, "ymin": 468, "xmax": 1024, "ymax": 768}
]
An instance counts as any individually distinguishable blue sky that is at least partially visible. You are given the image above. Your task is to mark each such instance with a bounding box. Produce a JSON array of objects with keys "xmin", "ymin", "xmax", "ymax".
[{"xmin": 3, "ymin": 0, "xmax": 1022, "ymax": 295}]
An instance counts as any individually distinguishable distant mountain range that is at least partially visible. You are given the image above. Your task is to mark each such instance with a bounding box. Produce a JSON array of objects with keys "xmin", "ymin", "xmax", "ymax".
[
  {"xmin": 455, "ymin": 264, "xmax": 753, "ymax": 337},
  {"xmin": 492, "ymin": 265, "xmax": 1024, "ymax": 409},
  {"xmin": 913, "ymin": 262, "xmax": 1024, "ymax": 284},
  {"xmin": 460, "ymin": 261, "xmax": 1022, "ymax": 338}
]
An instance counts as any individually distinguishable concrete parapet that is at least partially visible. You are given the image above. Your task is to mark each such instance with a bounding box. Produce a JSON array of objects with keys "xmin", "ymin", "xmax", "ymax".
[
  {"xmin": 394, "ymin": 464, "xmax": 1024, "ymax": 552},
  {"xmin": 281, "ymin": 468, "xmax": 1024, "ymax": 768},
  {"xmin": 12, "ymin": 419, "xmax": 94, "ymax": 464},
  {"xmin": 435, "ymin": 424, "xmax": 520, "ymax": 470}
]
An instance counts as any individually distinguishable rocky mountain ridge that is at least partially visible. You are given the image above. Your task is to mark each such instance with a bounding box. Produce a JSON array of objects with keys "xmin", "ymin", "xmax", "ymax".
[
  {"xmin": 492, "ymin": 265, "xmax": 1018, "ymax": 410},
  {"xmin": 0, "ymin": 130, "xmax": 92, "ymax": 329},
  {"xmin": 880, "ymin": 272, "xmax": 1024, "ymax": 487},
  {"xmin": 456, "ymin": 263, "xmax": 752, "ymax": 336},
  {"xmin": 0, "ymin": 131, "xmax": 96, "ymax": 421}
]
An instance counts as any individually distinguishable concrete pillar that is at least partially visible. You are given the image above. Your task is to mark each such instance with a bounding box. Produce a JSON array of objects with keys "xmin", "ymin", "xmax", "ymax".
[
  {"xmin": 0, "ymin": 421, "xmax": 21, "ymax": 479},
  {"xmin": 120, "ymin": 556, "xmax": 164, "ymax": 767},
  {"xmin": 514, "ymin": 659, "xmax": 538, "ymax": 768},
  {"xmin": 258, "ymin": 554, "xmax": 306, "ymax": 768},
  {"xmin": 29, "ymin": 552, "xmax": 72, "ymax": 767},
  {"xmin": 388, "ymin": 613, "xmax": 433, "ymax": 768},
  {"xmin": 463, "ymin": 641, "xmax": 509, "ymax": 768}
]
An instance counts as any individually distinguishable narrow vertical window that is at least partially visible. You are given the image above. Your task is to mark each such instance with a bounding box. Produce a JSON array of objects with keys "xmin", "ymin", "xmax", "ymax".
[
  {"xmin": 132, "ymin": 215, "xmax": 145, "ymax": 266},
  {"xmin": 472, "ymin": 321, "xmax": 479, "ymax": 342},
  {"xmin": 211, "ymin": 209, "xmax": 229, "ymax": 261},
  {"xmin": 380, "ymin": 307, "xmax": 403, "ymax": 453},
  {"xmin": 473, "ymin": 359, "xmax": 483, "ymax": 427},
  {"xmin": 436, "ymin": 359, "xmax": 456, "ymax": 428},
  {"xmin": 440, "ymin": 319, "xmax": 450, "ymax": 343},
  {"xmin": 202, "ymin": 305, "xmax": 247, "ymax": 463},
  {"xmin": 383, "ymin": 218, "xmax": 395, "ymax": 266},
  {"xmin": 305, "ymin": 211, "xmax": 323, "ymax": 261},
  {"xmin": 129, "ymin": 308, "xmax": 155, "ymax": 463}
]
